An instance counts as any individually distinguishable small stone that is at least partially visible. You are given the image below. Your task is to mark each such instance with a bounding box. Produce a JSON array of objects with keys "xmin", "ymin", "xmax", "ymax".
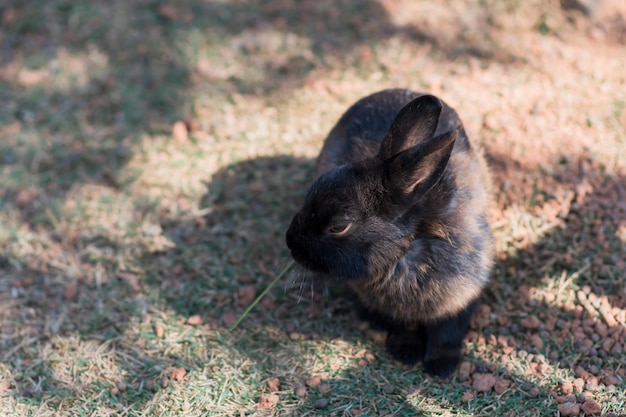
[
  {"xmin": 155, "ymin": 322, "xmax": 165, "ymax": 338},
  {"xmin": 595, "ymin": 322, "xmax": 608, "ymax": 338},
  {"xmin": 611, "ymin": 342, "xmax": 623, "ymax": 354},
  {"xmin": 557, "ymin": 402, "xmax": 581, "ymax": 416},
  {"xmin": 457, "ymin": 361, "xmax": 472, "ymax": 381},
  {"xmin": 603, "ymin": 338, "xmax": 616, "ymax": 351},
  {"xmin": 160, "ymin": 377, "xmax": 168, "ymax": 388},
  {"xmin": 604, "ymin": 375, "xmax": 621, "ymax": 386},
  {"xmin": 572, "ymin": 378, "xmax": 585, "ymax": 393},
  {"xmin": 561, "ymin": 381, "xmax": 573, "ymax": 395},
  {"xmin": 494, "ymin": 378, "xmax": 510, "ymax": 395},
  {"xmin": 603, "ymin": 313, "xmax": 617, "ymax": 327},
  {"xmin": 221, "ymin": 313, "xmax": 237, "ymax": 328},
  {"xmin": 172, "ymin": 120, "xmax": 189, "ymax": 143},
  {"xmin": 475, "ymin": 360, "xmax": 489, "ymax": 374},
  {"xmin": 15, "ymin": 187, "xmax": 39, "ymax": 206},
  {"xmin": 530, "ymin": 334, "xmax": 544, "ymax": 349},
  {"xmin": 238, "ymin": 285, "xmax": 256, "ymax": 307},
  {"xmin": 472, "ymin": 373, "xmax": 496, "ymax": 392},
  {"xmin": 294, "ymin": 385, "xmax": 307, "ymax": 397},
  {"xmin": 537, "ymin": 363, "xmax": 550, "ymax": 373},
  {"xmin": 318, "ymin": 383, "xmax": 330, "ymax": 394},
  {"xmin": 63, "ymin": 283, "xmax": 79, "ymax": 300},
  {"xmin": 305, "ymin": 376, "xmax": 322, "ymax": 387},
  {"xmin": 520, "ymin": 315, "xmax": 541, "ymax": 330},
  {"xmin": 314, "ymin": 399, "xmax": 329, "ymax": 409},
  {"xmin": 555, "ymin": 395, "xmax": 568, "ymax": 404},
  {"xmin": 171, "ymin": 367, "xmax": 186, "ymax": 382},
  {"xmin": 461, "ymin": 392, "xmax": 475, "ymax": 403},
  {"xmin": 187, "ymin": 315, "xmax": 202, "ymax": 325},
  {"xmin": 144, "ymin": 379, "xmax": 154, "ymax": 391},
  {"xmin": 575, "ymin": 365, "xmax": 590, "ymax": 379},
  {"xmin": 383, "ymin": 384, "xmax": 394, "ymax": 394},
  {"xmin": 584, "ymin": 382, "xmax": 597, "ymax": 391},
  {"xmin": 258, "ymin": 393, "xmax": 279, "ymax": 409},
  {"xmin": 111, "ymin": 387, "xmax": 119, "ymax": 395},
  {"xmin": 580, "ymin": 398, "xmax": 602, "ymax": 415},
  {"xmin": 117, "ymin": 381, "xmax": 127, "ymax": 392},
  {"xmin": 266, "ymin": 378, "xmax": 280, "ymax": 392},
  {"xmin": 528, "ymin": 386, "xmax": 540, "ymax": 398}
]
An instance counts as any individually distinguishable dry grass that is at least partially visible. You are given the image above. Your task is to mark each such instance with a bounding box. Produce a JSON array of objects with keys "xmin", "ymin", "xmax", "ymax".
[{"xmin": 1, "ymin": 0, "xmax": 625, "ymax": 416}]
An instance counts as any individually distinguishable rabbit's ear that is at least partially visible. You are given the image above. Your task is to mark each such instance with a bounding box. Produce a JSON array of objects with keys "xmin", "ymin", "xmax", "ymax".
[
  {"xmin": 385, "ymin": 130, "xmax": 457, "ymax": 198},
  {"xmin": 379, "ymin": 95, "xmax": 442, "ymax": 159}
]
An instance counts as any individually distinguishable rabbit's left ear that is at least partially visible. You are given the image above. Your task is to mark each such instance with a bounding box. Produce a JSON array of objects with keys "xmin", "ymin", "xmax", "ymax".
[
  {"xmin": 379, "ymin": 95, "xmax": 442, "ymax": 160},
  {"xmin": 384, "ymin": 130, "xmax": 457, "ymax": 198}
]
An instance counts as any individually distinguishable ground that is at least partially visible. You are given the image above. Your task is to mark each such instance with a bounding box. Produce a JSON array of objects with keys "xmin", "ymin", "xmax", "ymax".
[{"xmin": 0, "ymin": 0, "xmax": 625, "ymax": 416}]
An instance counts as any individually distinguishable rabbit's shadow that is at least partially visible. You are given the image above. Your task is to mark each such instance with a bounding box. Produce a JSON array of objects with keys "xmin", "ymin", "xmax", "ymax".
[{"xmin": 157, "ymin": 149, "xmax": 625, "ymax": 414}]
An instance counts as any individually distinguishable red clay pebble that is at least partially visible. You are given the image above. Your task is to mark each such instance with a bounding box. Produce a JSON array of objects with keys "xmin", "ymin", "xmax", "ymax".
[
  {"xmin": 561, "ymin": 381, "xmax": 574, "ymax": 395},
  {"xmin": 520, "ymin": 315, "xmax": 541, "ymax": 330},
  {"xmin": 611, "ymin": 342, "xmax": 623, "ymax": 354},
  {"xmin": 555, "ymin": 395, "xmax": 568, "ymax": 404},
  {"xmin": 530, "ymin": 334, "xmax": 544, "ymax": 349},
  {"xmin": 63, "ymin": 283, "xmax": 79, "ymax": 300},
  {"xmin": 187, "ymin": 315, "xmax": 202, "ymax": 325},
  {"xmin": 603, "ymin": 313, "xmax": 617, "ymax": 327},
  {"xmin": 580, "ymin": 399, "xmax": 602, "ymax": 415},
  {"xmin": 294, "ymin": 385, "xmax": 307, "ymax": 397},
  {"xmin": 305, "ymin": 376, "xmax": 322, "ymax": 387},
  {"xmin": 154, "ymin": 322, "xmax": 165, "ymax": 338},
  {"xmin": 170, "ymin": 367, "xmax": 186, "ymax": 382},
  {"xmin": 258, "ymin": 393, "xmax": 279, "ymax": 409},
  {"xmin": 221, "ymin": 313, "xmax": 237, "ymax": 328},
  {"xmin": 318, "ymin": 383, "xmax": 331, "ymax": 394},
  {"xmin": 266, "ymin": 378, "xmax": 280, "ymax": 392},
  {"xmin": 595, "ymin": 322, "xmax": 609, "ymax": 338},
  {"xmin": 461, "ymin": 392, "xmax": 475, "ymax": 403},
  {"xmin": 457, "ymin": 361, "xmax": 472, "ymax": 381},
  {"xmin": 172, "ymin": 120, "xmax": 189, "ymax": 144},
  {"xmin": 472, "ymin": 373, "xmax": 496, "ymax": 392},
  {"xmin": 604, "ymin": 375, "xmax": 621, "ymax": 386},
  {"xmin": 238, "ymin": 285, "xmax": 256, "ymax": 306},
  {"xmin": 494, "ymin": 378, "xmax": 510, "ymax": 395},
  {"xmin": 557, "ymin": 402, "xmax": 581, "ymax": 416},
  {"xmin": 573, "ymin": 378, "xmax": 585, "ymax": 393},
  {"xmin": 603, "ymin": 338, "xmax": 616, "ymax": 351}
]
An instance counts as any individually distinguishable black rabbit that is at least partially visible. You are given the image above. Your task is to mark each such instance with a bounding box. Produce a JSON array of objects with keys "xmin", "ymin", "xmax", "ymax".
[{"xmin": 286, "ymin": 89, "xmax": 494, "ymax": 377}]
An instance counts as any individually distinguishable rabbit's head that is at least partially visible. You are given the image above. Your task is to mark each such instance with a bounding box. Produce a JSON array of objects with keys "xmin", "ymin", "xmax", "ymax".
[{"xmin": 286, "ymin": 95, "xmax": 458, "ymax": 281}]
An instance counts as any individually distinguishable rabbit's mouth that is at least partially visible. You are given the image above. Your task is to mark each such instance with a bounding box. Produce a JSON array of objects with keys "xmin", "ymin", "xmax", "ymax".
[{"xmin": 289, "ymin": 249, "xmax": 327, "ymax": 274}]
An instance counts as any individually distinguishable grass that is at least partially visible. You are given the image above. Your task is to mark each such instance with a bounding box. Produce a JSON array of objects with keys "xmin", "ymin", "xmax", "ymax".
[{"xmin": 1, "ymin": 0, "xmax": 626, "ymax": 416}]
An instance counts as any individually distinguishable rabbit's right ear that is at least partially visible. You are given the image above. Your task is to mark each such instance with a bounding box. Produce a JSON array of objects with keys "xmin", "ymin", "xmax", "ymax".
[
  {"xmin": 379, "ymin": 95, "xmax": 442, "ymax": 160},
  {"xmin": 384, "ymin": 130, "xmax": 457, "ymax": 199}
]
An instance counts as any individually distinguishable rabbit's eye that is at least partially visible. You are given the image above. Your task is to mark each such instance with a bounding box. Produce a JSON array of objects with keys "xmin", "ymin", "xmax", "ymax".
[{"xmin": 328, "ymin": 222, "xmax": 351, "ymax": 235}]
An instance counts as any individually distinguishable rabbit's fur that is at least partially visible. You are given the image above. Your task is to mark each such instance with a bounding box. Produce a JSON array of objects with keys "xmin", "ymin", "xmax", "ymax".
[{"xmin": 286, "ymin": 89, "xmax": 493, "ymax": 377}]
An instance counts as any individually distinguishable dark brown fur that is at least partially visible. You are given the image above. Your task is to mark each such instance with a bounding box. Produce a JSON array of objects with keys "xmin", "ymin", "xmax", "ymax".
[{"xmin": 286, "ymin": 89, "xmax": 494, "ymax": 377}]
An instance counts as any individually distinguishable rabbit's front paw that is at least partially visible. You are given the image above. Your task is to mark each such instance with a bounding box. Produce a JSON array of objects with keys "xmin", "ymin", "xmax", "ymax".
[
  {"xmin": 385, "ymin": 331, "xmax": 426, "ymax": 366},
  {"xmin": 423, "ymin": 354, "xmax": 460, "ymax": 378}
]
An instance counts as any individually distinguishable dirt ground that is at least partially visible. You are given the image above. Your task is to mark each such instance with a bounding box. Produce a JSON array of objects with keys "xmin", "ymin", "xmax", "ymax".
[{"xmin": 1, "ymin": 0, "xmax": 625, "ymax": 416}]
